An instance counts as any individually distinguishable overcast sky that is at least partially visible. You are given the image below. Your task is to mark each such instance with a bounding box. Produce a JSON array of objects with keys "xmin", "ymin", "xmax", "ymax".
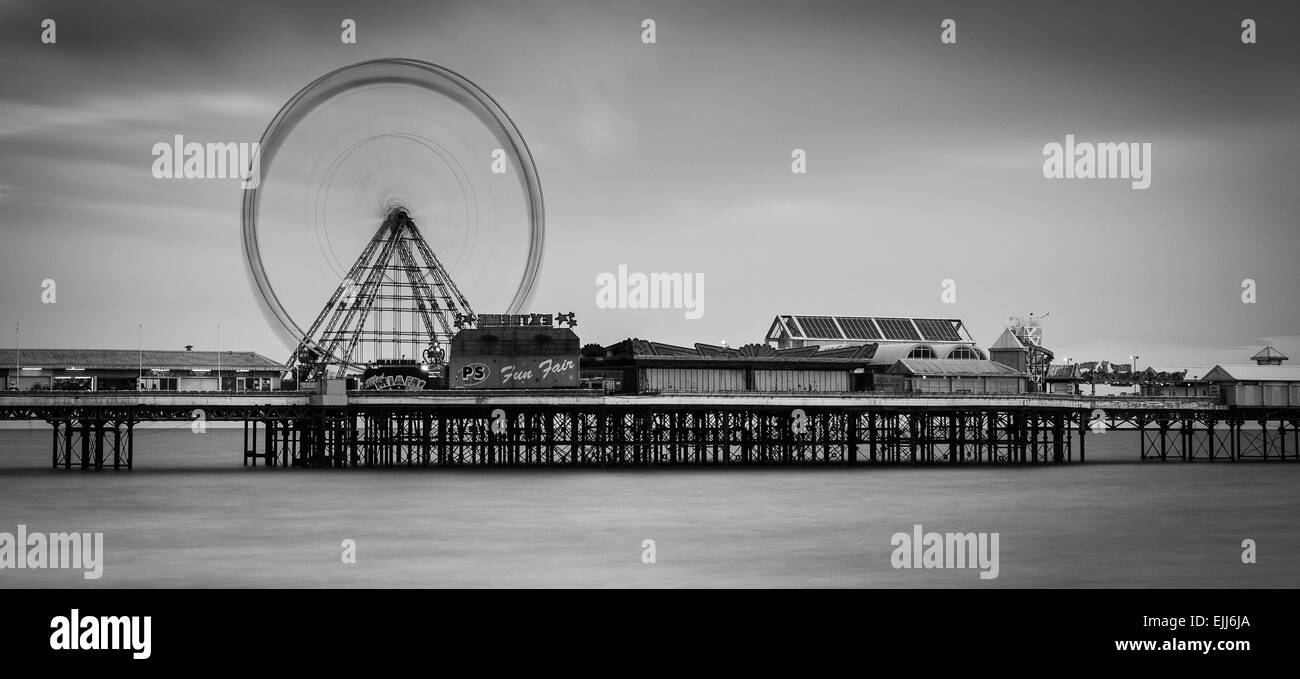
[{"xmin": 1, "ymin": 0, "xmax": 1297, "ymax": 370}]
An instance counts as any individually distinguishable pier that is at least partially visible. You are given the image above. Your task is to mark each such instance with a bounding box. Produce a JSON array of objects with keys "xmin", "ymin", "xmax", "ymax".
[{"xmin": 1, "ymin": 391, "xmax": 1296, "ymax": 470}]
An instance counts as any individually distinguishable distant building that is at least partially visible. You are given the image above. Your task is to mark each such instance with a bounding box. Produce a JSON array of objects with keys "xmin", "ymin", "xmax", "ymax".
[
  {"xmin": 1200, "ymin": 364, "xmax": 1300, "ymax": 407},
  {"xmin": 1140, "ymin": 347, "xmax": 1296, "ymax": 401},
  {"xmin": 1139, "ymin": 380, "xmax": 1219, "ymax": 399},
  {"xmin": 988, "ymin": 328, "xmax": 1056, "ymax": 386},
  {"xmin": 0, "ymin": 349, "xmax": 282, "ymax": 391},
  {"xmin": 1044, "ymin": 364, "xmax": 1083, "ymax": 394},
  {"xmin": 1137, "ymin": 368, "xmax": 1219, "ymax": 398},
  {"xmin": 988, "ymin": 328, "xmax": 1028, "ymax": 372}
]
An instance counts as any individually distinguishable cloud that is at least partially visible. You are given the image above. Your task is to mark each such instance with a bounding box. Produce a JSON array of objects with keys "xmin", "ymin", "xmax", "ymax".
[{"xmin": 0, "ymin": 90, "xmax": 277, "ymax": 137}]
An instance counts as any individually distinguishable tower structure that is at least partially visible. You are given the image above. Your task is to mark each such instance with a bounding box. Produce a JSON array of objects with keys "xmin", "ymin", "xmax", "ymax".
[{"xmin": 997, "ymin": 313, "xmax": 1055, "ymax": 388}]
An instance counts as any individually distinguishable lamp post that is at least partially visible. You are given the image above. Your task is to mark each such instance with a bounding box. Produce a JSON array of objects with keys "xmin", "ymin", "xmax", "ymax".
[
  {"xmin": 138, "ymin": 324, "xmax": 143, "ymax": 390},
  {"xmin": 216, "ymin": 324, "xmax": 222, "ymax": 392},
  {"xmin": 13, "ymin": 322, "xmax": 19, "ymax": 391}
]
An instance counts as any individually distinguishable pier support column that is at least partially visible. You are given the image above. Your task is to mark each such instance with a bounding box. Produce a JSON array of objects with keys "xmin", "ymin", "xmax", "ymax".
[
  {"xmin": 1181, "ymin": 418, "xmax": 1192, "ymax": 461},
  {"xmin": 1159, "ymin": 420, "xmax": 1170, "ymax": 461},
  {"xmin": 847, "ymin": 411, "xmax": 858, "ymax": 466},
  {"xmin": 1052, "ymin": 412, "xmax": 1064, "ymax": 463},
  {"xmin": 125, "ymin": 419, "xmax": 134, "ymax": 470},
  {"xmin": 1281, "ymin": 420, "xmax": 1288, "ymax": 460},
  {"xmin": 1078, "ymin": 411, "xmax": 1086, "ymax": 463},
  {"xmin": 1201, "ymin": 416, "xmax": 1211, "ymax": 460}
]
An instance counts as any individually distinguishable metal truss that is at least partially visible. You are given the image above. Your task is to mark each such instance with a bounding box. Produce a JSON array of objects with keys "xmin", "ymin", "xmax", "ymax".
[
  {"xmin": 286, "ymin": 208, "xmax": 474, "ymax": 381},
  {"xmin": 240, "ymin": 406, "xmax": 1080, "ymax": 469}
]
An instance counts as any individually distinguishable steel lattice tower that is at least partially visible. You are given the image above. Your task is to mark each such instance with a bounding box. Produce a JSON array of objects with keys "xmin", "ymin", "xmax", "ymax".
[{"xmin": 288, "ymin": 208, "xmax": 474, "ymax": 381}]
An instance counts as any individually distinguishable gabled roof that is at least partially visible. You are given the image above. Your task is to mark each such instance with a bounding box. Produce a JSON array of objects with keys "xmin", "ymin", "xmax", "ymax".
[
  {"xmin": 1201, "ymin": 364, "xmax": 1300, "ymax": 383},
  {"xmin": 989, "ymin": 328, "xmax": 1026, "ymax": 351},
  {"xmin": 0, "ymin": 349, "xmax": 282, "ymax": 370},
  {"xmin": 1251, "ymin": 346, "xmax": 1288, "ymax": 361},
  {"xmin": 888, "ymin": 359, "xmax": 1026, "ymax": 377}
]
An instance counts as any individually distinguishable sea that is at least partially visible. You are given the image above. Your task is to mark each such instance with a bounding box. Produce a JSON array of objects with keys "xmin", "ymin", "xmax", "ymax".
[{"xmin": 0, "ymin": 426, "xmax": 1296, "ymax": 588}]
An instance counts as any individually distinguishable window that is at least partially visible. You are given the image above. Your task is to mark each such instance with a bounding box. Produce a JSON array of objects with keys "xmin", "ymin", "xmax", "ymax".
[
  {"xmin": 237, "ymin": 377, "xmax": 272, "ymax": 392},
  {"xmin": 138, "ymin": 377, "xmax": 177, "ymax": 391},
  {"xmin": 948, "ymin": 346, "xmax": 981, "ymax": 360},
  {"xmin": 907, "ymin": 345, "xmax": 937, "ymax": 359}
]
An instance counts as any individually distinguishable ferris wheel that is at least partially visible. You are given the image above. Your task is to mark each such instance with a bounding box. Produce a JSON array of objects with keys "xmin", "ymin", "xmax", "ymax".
[{"xmin": 240, "ymin": 58, "xmax": 545, "ymax": 380}]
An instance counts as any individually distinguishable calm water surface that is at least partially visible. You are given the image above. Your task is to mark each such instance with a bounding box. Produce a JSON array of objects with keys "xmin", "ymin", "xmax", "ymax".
[{"xmin": 0, "ymin": 426, "xmax": 1296, "ymax": 588}]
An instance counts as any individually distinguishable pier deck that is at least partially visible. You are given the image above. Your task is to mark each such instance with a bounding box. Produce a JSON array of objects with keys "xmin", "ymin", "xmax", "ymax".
[{"xmin": 0, "ymin": 391, "xmax": 1294, "ymax": 469}]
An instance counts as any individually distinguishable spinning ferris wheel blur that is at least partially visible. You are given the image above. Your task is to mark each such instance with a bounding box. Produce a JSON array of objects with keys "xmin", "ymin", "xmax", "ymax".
[{"xmin": 239, "ymin": 58, "xmax": 545, "ymax": 378}]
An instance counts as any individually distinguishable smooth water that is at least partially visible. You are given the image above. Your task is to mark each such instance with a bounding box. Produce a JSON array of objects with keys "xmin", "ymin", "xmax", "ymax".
[{"xmin": 0, "ymin": 427, "xmax": 1296, "ymax": 588}]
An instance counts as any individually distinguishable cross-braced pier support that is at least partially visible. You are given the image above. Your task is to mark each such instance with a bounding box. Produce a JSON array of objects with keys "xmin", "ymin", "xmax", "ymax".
[
  {"xmin": 1136, "ymin": 414, "xmax": 1300, "ymax": 462},
  {"xmin": 49, "ymin": 413, "xmax": 134, "ymax": 470},
  {"xmin": 27, "ymin": 398, "xmax": 1298, "ymax": 470},
  {"xmin": 256, "ymin": 406, "xmax": 1081, "ymax": 469}
]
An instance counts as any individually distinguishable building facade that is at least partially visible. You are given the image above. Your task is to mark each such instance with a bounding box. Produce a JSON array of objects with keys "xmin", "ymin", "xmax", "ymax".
[
  {"xmin": 1200, "ymin": 364, "xmax": 1300, "ymax": 407},
  {"xmin": 450, "ymin": 326, "xmax": 580, "ymax": 389},
  {"xmin": 0, "ymin": 349, "xmax": 283, "ymax": 391},
  {"xmin": 583, "ymin": 339, "xmax": 876, "ymax": 394},
  {"xmin": 877, "ymin": 359, "xmax": 1028, "ymax": 395}
]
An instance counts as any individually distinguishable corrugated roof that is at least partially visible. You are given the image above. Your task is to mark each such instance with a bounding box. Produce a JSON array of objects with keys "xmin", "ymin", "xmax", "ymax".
[
  {"xmin": 888, "ymin": 359, "xmax": 1026, "ymax": 377},
  {"xmin": 0, "ymin": 349, "xmax": 282, "ymax": 370},
  {"xmin": 607, "ymin": 338, "xmax": 872, "ymax": 361},
  {"xmin": 1201, "ymin": 364, "xmax": 1300, "ymax": 383}
]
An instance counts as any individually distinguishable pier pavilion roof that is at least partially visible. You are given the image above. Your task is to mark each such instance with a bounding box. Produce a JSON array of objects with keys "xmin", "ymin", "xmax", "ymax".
[
  {"xmin": 1200, "ymin": 364, "xmax": 1300, "ymax": 383},
  {"xmin": 0, "ymin": 349, "xmax": 283, "ymax": 371},
  {"xmin": 887, "ymin": 359, "xmax": 1027, "ymax": 377}
]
